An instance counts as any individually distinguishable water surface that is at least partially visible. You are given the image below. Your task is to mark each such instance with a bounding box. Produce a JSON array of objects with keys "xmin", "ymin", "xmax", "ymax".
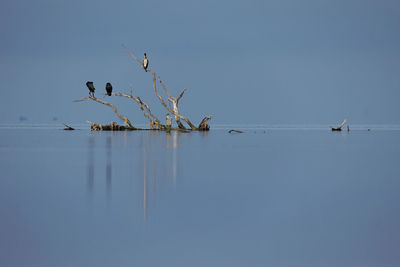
[{"xmin": 1, "ymin": 126, "xmax": 400, "ymax": 266}]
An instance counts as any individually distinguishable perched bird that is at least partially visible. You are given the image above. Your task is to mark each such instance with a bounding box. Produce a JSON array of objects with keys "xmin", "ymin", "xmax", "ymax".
[
  {"xmin": 106, "ymin": 82, "xmax": 113, "ymax": 96},
  {"xmin": 143, "ymin": 53, "xmax": 149, "ymax": 72},
  {"xmin": 86, "ymin": 81, "xmax": 95, "ymax": 97}
]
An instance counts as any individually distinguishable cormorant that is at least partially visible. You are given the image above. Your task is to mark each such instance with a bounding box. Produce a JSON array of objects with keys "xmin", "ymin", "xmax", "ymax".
[
  {"xmin": 86, "ymin": 81, "xmax": 95, "ymax": 97},
  {"xmin": 106, "ymin": 82, "xmax": 113, "ymax": 96},
  {"xmin": 143, "ymin": 53, "xmax": 149, "ymax": 72}
]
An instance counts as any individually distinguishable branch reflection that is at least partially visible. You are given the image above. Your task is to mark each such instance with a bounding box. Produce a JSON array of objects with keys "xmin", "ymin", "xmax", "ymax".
[{"xmin": 141, "ymin": 131, "xmax": 182, "ymax": 220}]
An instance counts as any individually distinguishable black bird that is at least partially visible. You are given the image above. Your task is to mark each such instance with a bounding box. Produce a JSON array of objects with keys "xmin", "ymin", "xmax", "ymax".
[
  {"xmin": 106, "ymin": 82, "xmax": 113, "ymax": 96},
  {"xmin": 86, "ymin": 81, "xmax": 95, "ymax": 97},
  {"xmin": 143, "ymin": 53, "xmax": 149, "ymax": 72}
]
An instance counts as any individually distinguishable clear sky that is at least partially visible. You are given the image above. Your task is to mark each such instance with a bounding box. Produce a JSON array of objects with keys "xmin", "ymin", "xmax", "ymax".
[{"xmin": 1, "ymin": 0, "xmax": 399, "ymax": 125}]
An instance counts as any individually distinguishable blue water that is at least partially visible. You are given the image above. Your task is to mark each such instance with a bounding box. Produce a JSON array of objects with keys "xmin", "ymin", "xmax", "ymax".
[{"xmin": 1, "ymin": 126, "xmax": 400, "ymax": 266}]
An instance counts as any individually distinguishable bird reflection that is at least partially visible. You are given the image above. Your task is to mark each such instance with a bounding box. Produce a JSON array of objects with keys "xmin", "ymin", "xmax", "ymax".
[
  {"xmin": 87, "ymin": 135, "xmax": 95, "ymax": 193},
  {"xmin": 87, "ymin": 134, "xmax": 113, "ymax": 199},
  {"xmin": 106, "ymin": 136, "xmax": 112, "ymax": 200}
]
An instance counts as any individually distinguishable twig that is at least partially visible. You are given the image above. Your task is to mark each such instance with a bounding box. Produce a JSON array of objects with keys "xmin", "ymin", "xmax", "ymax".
[
  {"xmin": 176, "ymin": 88, "xmax": 187, "ymax": 103},
  {"xmin": 122, "ymin": 44, "xmax": 151, "ymax": 72},
  {"xmin": 228, "ymin": 129, "xmax": 243, "ymax": 134},
  {"xmin": 63, "ymin": 123, "xmax": 74, "ymax": 130},
  {"xmin": 159, "ymin": 78, "xmax": 173, "ymax": 99}
]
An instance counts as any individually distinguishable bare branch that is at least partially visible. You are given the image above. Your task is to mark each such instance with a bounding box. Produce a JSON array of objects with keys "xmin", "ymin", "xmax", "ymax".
[
  {"xmin": 73, "ymin": 96, "xmax": 91, "ymax": 102},
  {"xmin": 158, "ymin": 77, "xmax": 173, "ymax": 99},
  {"xmin": 150, "ymin": 71, "xmax": 197, "ymax": 130},
  {"xmin": 176, "ymin": 88, "xmax": 187, "ymax": 103},
  {"xmin": 74, "ymin": 96, "xmax": 134, "ymax": 128},
  {"xmin": 339, "ymin": 119, "xmax": 347, "ymax": 128},
  {"xmin": 122, "ymin": 44, "xmax": 151, "ymax": 72},
  {"xmin": 122, "ymin": 46, "xmax": 211, "ymax": 131},
  {"xmin": 112, "ymin": 92, "xmax": 164, "ymax": 129}
]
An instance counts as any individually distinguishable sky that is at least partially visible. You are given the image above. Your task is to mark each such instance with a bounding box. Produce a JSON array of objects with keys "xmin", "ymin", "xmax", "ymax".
[{"xmin": 0, "ymin": 0, "xmax": 399, "ymax": 126}]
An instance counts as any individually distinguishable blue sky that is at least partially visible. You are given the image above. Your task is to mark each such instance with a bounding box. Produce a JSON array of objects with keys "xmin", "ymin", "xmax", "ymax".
[{"xmin": 1, "ymin": 0, "xmax": 399, "ymax": 125}]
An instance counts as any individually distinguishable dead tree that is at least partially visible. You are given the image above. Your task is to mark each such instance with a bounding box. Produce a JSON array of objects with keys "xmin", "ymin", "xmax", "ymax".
[
  {"xmin": 122, "ymin": 45, "xmax": 211, "ymax": 130},
  {"xmin": 74, "ymin": 46, "xmax": 211, "ymax": 131}
]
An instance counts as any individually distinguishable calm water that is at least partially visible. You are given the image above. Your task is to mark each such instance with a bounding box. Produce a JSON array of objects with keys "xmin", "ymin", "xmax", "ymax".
[{"xmin": 1, "ymin": 126, "xmax": 400, "ymax": 267}]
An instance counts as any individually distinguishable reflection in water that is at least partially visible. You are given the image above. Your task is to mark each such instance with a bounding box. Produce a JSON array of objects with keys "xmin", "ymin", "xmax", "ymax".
[
  {"xmin": 141, "ymin": 131, "xmax": 181, "ymax": 220},
  {"xmin": 143, "ymin": 137, "xmax": 147, "ymax": 221},
  {"xmin": 106, "ymin": 136, "xmax": 112, "ymax": 200},
  {"xmin": 87, "ymin": 134, "xmax": 113, "ymax": 199},
  {"xmin": 166, "ymin": 131, "xmax": 179, "ymax": 186},
  {"xmin": 87, "ymin": 135, "xmax": 95, "ymax": 193},
  {"xmin": 86, "ymin": 131, "xmax": 183, "ymax": 221}
]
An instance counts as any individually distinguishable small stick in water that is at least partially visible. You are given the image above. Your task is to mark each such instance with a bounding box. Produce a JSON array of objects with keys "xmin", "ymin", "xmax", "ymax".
[
  {"xmin": 228, "ymin": 129, "xmax": 243, "ymax": 134},
  {"xmin": 63, "ymin": 123, "xmax": 75, "ymax": 130}
]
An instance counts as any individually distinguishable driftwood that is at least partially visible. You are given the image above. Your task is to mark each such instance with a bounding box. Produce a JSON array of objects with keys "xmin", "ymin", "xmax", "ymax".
[
  {"xmin": 331, "ymin": 119, "xmax": 347, "ymax": 131},
  {"xmin": 74, "ymin": 46, "xmax": 211, "ymax": 131}
]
